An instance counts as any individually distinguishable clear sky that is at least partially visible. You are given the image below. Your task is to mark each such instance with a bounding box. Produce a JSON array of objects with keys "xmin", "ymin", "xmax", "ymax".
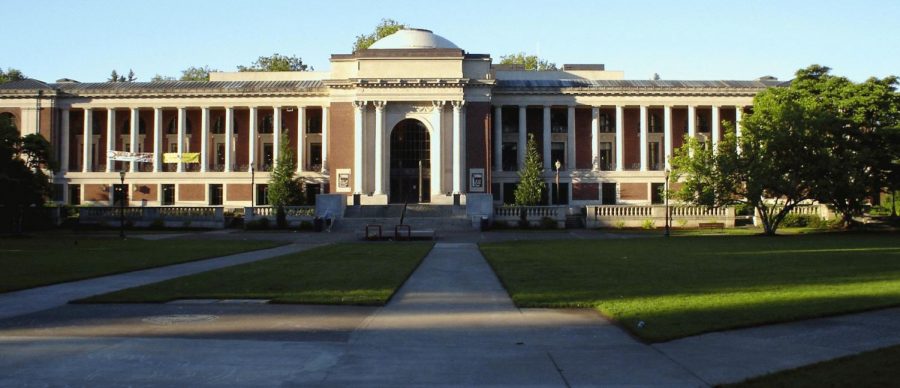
[{"xmin": 5, "ymin": 0, "xmax": 898, "ymax": 83}]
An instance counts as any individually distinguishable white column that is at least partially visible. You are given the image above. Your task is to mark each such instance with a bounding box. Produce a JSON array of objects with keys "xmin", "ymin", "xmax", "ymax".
[
  {"xmin": 296, "ymin": 106, "xmax": 305, "ymax": 173},
  {"xmin": 105, "ymin": 108, "xmax": 115, "ymax": 172},
  {"xmin": 431, "ymin": 101, "xmax": 444, "ymax": 197},
  {"xmin": 353, "ymin": 101, "xmax": 365, "ymax": 194},
  {"xmin": 711, "ymin": 105, "xmax": 720, "ymax": 150},
  {"xmin": 200, "ymin": 107, "xmax": 209, "ymax": 172},
  {"xmin": 735, "ymin": 106, "xmax": 743, "ymax": 154},
  {"xmin": 542, "ymin": 105, "xmax": 551, "ymax": 170},
  {"xmin": 129, "ymin": 108, "xmax": 138, "ymax": 172},
  {"xmin": 664, "ymin": 105, "xmax": 673, "ymax": 170},
  {"xmin": 321, "ymin": 105, "xmax": 329, "ymax": 174},
  {"xmin": 273, "ymin": 106, "xmax": 281, "ymax": 168},
  {"xmin": 591, "ymin": 106, "xmax": 599, "ymax": 170},
  {"xmin": 615, "ymin": 105, "xmax": 624, "ymax": 172},
  {"xmin": 567, "ymin": 105, "xmax": 575, "ymax": 170},
  {"xmin": 373, "ymin": 101, "xmax": 385, "ymax": 196},
  {"xmin": 224, "ymin": 107, "xmax": 233, "ymax": 172},
  {"xmin": 639, "ymin": 105, "xmax": 648, "ymax": 172},
  {"xmin": 153, "ymin": 108, "xmax": 162, "ymax": 172},
  {"xmin": 248, "ymin": 106, "xmax": 257, "ymax": 171},
  {"xmin": 687, "ymin": 105, "xmax": 697, "ymax": 138},
  {"xmin": 60, "ymin": 108, "xmax": 69, "ymax": 172},
  {"xmin": 493, "ymin": 105, "xmax": 502, "ymax": 172},
  {"xmin": 176, "ymin": 107, "xmax": 185, "ymax": 173},
  {"xmin": 452, "ymin": 100, "xmax": 464, "ymax": 194},
  {"xmin": 518, "ymin": 105, "xmax": 526, "ymax": 169},
  {"xmin": 82, "ymin": 108, "xmax": 92, "ymax": 172}
]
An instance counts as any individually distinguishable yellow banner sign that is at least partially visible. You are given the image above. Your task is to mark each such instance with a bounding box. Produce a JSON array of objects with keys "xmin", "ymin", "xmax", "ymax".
[{"xmin": 163, "ymin": 153, "xmax": 200, "ymax": 163}]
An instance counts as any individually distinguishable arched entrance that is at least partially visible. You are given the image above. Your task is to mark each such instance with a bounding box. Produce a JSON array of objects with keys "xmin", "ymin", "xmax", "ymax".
[{"xmin": 389, "ymin": 119, "xmax": 430, "ymax": 203}]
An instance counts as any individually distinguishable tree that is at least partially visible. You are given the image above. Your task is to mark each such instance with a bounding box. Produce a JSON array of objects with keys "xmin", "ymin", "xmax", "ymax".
[
  {"xmin": 180, "ymin": 66, "xmax": 216, "ymax": 81},
  {"xmin": 672, "ymin": 86, "xmax": 833, "ymax": 235},
  {"xmin": 126, "ymin": 69, "xmax": 136, "ymax": 82},
  {"xmin": 515, "ymin": 133, "xmax": 545, "ymax": 206},
  {"xmin": 0, "ymin": 115, "xmax": 53, "ymax": 233},
  {"xmin": 238, "ymin": 54, "xmax": 310, "ymax": 72},
  {"xmin": 0, "ymin": 68, "xmax": 25, "ymax": 83},
  {"xmin": 353, "ymin": 18, "xmax": 406, "ymax": 52},
  {"xmin": 267, "ymin": 133, "xmax": 304, "ymax": 228},
  {"xmin": 108, "ymin": 70, "xmax": 120, "ymax": 82},
  {"xmin": 150, "ymin": 74, "xmax": 175, "ymax": 82},
  {"xmin": 499, "ymin": 52, "xmax": 557, "ymax": 71}
]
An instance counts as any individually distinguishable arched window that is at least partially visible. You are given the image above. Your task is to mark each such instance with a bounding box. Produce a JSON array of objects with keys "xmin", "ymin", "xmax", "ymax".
[
  {"xmin": 260, "ymin": 114, "xmax": 274, "ymax": 134},
  {"xmin": 0, "ymin": 112, "xmax": 16, "ymax": 131},
  {"xmin": 121, "ymin": 118, "xmax": 147, "ymax": 134},
  {"xmin": 212, "ymin": 116, "xmax": 224, "ymax": 134},
  {"xmin": 166, "ymin": 117, "xmax": 193, "ymax": 135}
]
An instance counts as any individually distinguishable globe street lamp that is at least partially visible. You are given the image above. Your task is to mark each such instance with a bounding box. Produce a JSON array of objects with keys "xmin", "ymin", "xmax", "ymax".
[
  {"xmin": 119, "ymin": 170, "xmax": 126, "ymax": 239},
  {"xmin": 554, "ymin": 160, "xmax": 562, "ymax": 205}
]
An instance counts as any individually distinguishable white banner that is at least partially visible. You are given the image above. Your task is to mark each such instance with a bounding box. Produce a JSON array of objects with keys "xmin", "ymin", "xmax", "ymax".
[{"xmin": 108, "ymin": 151, "xmax": 154, "ymax": 163}]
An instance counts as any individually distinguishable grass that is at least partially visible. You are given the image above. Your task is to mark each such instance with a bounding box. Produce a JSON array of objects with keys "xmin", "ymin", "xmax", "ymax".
[
  {"xmin": 723, "ymin": 344, "xmax": 900, "ymax": 387},
  {"xmin": 80, "ymin": 242, "xmax": 433, "ymax": 305},
  {"xmin": 0, "ymin": 237, "xmax": 283, "ymax": 293},
  {"xmin": 480, "ymin": 232, "xmax": 900, "ymax": 342}
]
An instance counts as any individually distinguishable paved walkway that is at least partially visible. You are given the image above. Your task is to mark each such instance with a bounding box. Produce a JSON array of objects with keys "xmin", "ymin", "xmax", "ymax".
[{"xmin": 1, "ymin": 236, "xmax": 899, "ymax": 386}]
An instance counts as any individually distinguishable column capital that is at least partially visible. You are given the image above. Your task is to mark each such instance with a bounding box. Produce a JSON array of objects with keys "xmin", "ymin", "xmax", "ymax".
[
  {"xmin": 451, "ymin": 100, "xmax": 465, "ymax": 109},
  {"xmin": 353, "ymin": 100, "xmax": 368, "ymax": 109},
  {"xmin": 433, "ymin": 100, "xmax": 445, "ymax": 108},
  {"xmin": 373, "ymin": 100, "xmax": 387, "ymax": 110},
  {"xmin": 543, "ymin": 104, "xmax": 551, "ymax": 109}
]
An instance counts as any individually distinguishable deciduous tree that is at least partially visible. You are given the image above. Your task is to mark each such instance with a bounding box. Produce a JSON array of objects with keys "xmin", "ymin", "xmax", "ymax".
[
  {"xmin": 353, "ymin": 19, "xmax": 406, "ymax": 52},
  {"xmin": 0, "ymin": 68, "xmax": 25, "ymax": 83},
  {"xmin": 238, "ymin": 54, "xmax": 309, "ymax": 72},
  {"xmin": 499, "ymin": 52, "xmax": 557, "ymax": 71}
]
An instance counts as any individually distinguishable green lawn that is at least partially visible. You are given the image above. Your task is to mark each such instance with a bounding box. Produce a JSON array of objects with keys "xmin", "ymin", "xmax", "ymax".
[
  {"xmin": 723, "ymin": 344, "xmax": 900, "ymax": 388},
  {"xmin": 480, "ymin": 232, "xmax": 900, "ymax": 342},
  {"xmin": 80, "ymin": 242, "xmax": 433, "ymax": 305},
  {"xmin": 0, "ymin": 237, "xmax": 283, "ymax": 293}
]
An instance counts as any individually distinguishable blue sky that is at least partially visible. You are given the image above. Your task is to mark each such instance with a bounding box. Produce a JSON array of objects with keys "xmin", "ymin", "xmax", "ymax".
[{"xmin": 5, "ymin": 0, "xmax": 898, "ymax": 83}]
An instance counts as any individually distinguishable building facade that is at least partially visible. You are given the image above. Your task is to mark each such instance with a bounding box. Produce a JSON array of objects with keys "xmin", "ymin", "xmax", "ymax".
[{"xmin": 0, "ymin": 29, "xmax": 778, "ymax": 208}]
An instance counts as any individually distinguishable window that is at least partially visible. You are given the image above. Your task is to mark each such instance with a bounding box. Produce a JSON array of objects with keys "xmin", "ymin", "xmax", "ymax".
[
  {"xmin": 649, "ymin": 113, "xmax": 662, "ymax": 133},
  {"xmin": 651, "ymin": 183, "xmax": 665, "ymax": 204},
  {"xmin": 255, "ymin": 184, "xmax": 269, "ymax": 206},
  {"xmin": 112, "ymin": 184, "xmax": 127, "ymax": 206},
  {"xmin": 306, "ymin": 109, "xmax": 322, "ymax": 134},
  {"xmin": 161, "ymin": 184, "xmax": 175, "ymax": 206},
  {"xmin": 599, "ymin": 113, "xmax": 612, "ymax": 133},
  {"xmin": 69, "ymin": 185, "xmax": 81, "ymax": 206},
  {"xmin": 309, "ymin": 143, "xmax": 322, "ymax": 170},
  {"xmin": 260, "ymin": 114, "xmax": 274, "ymax": 134},
  {"xmin": 262, "ymin": 143, "xmax": 274, "ymax": 170},
  {"xmin": 649, "ymin": 142, "xmax": 661, "ymax": 170},
  {"xmin": 166, "ymin": 117, "xmax": 193, "ymax": 134},
  {"xmin": 501, "ymin": 106, "xmax": 519, "ymax": 133},
  {"xmin": 209, "ymin": 184, "xmax": 223, "ymax": 206},
  {"xmin": 215, "ymin": 143, "xmax": 226, "ymax": 169},
  {"xmin": 551, "ymin": 142, "xmax": 565, "ymax": 170},
  {"xmin": 601, "ymin": 183, "xmax": 617, "ymax": 205},
  {"xmin": 121, "ymin": 118, "xmax": 147, "ymax": 134},
  {"xmin": 0, "ymin": 112, "xmax": 16, "ymax": 130},
  {"xmin": 599, "ymin": 142, "xmax": 613, "ymax": 170},
  {"xmin": 698, "ymin": 115, "xmax": 709, "ymax": 133},
  {"xmin": 550, "ymin": 109, "xmax": 567, "ymax": 133},
  {"xmin": 502, "ymin": 142, "xmax": 517, "ymax": 171},
  {"xmin": 212, "ymin": 116, "xmax": 224, "ymax": 134}
]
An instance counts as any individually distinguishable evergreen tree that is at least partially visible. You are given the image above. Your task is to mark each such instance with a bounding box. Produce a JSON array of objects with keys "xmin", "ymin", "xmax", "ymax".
[
  {"xmin": 514, "ymin": 133, "xmax": 544, "ymax": 206},
  {"xmin": 267, "ymin": 132, "xmax": 303, "ymax": 228}
]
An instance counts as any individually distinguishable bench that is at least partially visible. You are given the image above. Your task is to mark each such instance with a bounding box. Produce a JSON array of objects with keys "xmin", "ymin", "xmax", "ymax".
[{"xmin": 698, "ymin": 222, "xmax": 725, "ymax": 229}]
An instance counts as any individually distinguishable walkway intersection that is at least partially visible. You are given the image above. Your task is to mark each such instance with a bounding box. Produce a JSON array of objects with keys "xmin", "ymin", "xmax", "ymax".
[{"xmin": 0, "ymin": 232, "xmax": 899, "ymax": 386}]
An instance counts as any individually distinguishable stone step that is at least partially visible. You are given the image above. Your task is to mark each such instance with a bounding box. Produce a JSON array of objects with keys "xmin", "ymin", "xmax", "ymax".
[{"xmin": 334, "ymin": 216, "xmax": 474, "ymax": 232}]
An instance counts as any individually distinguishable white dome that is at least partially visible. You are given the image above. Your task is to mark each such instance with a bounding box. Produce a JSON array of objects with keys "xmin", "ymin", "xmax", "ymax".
[{"xmin": 368, "ymin": 28, "xmax": 460, "ymax": 50}]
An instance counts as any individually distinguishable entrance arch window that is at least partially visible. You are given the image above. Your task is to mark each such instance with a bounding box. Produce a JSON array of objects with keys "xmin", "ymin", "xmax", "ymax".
[
  {"xmin": 389, "ymin": 119, "xmax": 430, "ymax": 203},
  {"xmin": 121, "ymin": 118, "xmax": 147, "ymax": 134},
  {"xmin": 167, "ymin": 117, "xmax": 193, "ymax": 134}
]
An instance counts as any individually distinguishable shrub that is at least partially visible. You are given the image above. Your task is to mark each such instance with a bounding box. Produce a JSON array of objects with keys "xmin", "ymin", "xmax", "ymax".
[
  {"xmin": 781, "ymin": 214, "xmax": 819, "ymax": 227},
  {"xmin": 641, "ymin": 219, "xmax": 656, "ymax": 229},
  {"xmin": 540, "ymin": 217, "xmax": 557, "ymax": 229},
  {"xmin": 298, "ymin": 220, "xmax": 313, "ymax": 231},
  {"xmin": 614, "ymin": 220, "xmax": 626, "ymax": 229},
  {"xmin": 149, "ymin": 218, "xmax": 165, "ymax": 229},
  {"xmin": 677, "ymin": 219, "xmax": 688, "ymax": 228},
  {"xmin": 245, "ymin": 217, "xmax": 270, "ymax": 230}
]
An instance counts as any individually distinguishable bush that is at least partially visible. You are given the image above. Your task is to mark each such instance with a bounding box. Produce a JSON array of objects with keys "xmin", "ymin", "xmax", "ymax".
[
  {"xmin": 781, "ymin": 214, "xmax": 816, "ymax": 227},
  {"xmin": 149, "ymin": 218, "xmax": 165, "ymax": 229},
  {"xmin": 614, "ymin": 220, "xmax": 626, "ymax": 229},
  {"xmin": 245, "ymin": 217, "xmax": 270, "ymax": 230},
  {"xmin": 540, "ymin": 217, "xmax": 557, "ymax": 229},
  {"xmin": 298, "ymin": 220, "xmax": 313, "ymax": 231},
  {"xmin": 641, "ymin": 219, "xmax": 656, "ymax": 229}
]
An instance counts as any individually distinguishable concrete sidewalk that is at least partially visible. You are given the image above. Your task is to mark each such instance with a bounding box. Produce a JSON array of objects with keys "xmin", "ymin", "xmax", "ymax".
[{"xmin": 0, "ymin": 242, "xmax": 319, "ymax": 320}]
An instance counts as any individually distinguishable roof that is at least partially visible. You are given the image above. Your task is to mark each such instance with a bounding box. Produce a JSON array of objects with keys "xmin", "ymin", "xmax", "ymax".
[
  {"xmin": 495, "ymin": 79, "xmax": 784, "ymax": 94},
  {"xmin": 369, "ymin": 28, "xmax": 460, "ymax": 50},
  {"xmin": 0, "ymin": 80, "xmax": 326, "ymax": 97},
  {"xmin": 0, "ymin": 78, "xmax": 54, "ymax": 91}
]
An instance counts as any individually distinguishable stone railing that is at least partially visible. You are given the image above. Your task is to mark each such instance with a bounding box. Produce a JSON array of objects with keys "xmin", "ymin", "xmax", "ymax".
[
  {"xmin": 244, "ymin": 206, "xmax": 316, "ymax": 226},
  {"xmin": 587, "ymin": 205, "xmax": 735, "ymax": 228},
  {"xmin": 493, "ymin": 206, "xmax": 567, "ymax": 227},
  {"xmin": 79, "ymin": 206, "xmax": 224, "ymax": 228}
]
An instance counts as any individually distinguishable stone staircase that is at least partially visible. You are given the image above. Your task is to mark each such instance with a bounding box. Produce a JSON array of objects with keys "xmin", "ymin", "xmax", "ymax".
[{"xmin": 337, "ymin": 204, "xmax": 473, "ymax": 233}]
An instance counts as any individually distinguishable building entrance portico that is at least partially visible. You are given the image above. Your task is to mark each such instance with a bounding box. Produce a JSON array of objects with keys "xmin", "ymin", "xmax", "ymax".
[{"xmin": 389, "ymin": 119, "xmax": 430, "ymax": 203}]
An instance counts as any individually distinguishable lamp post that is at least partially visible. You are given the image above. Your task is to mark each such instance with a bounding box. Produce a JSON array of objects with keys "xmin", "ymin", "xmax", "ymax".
[
  {"xmin": 119, "ymin": 170, "xmax": 126, "ymax": 239},
  {"xmin": 664, "ymin": 169, "xmax": 670, "ymax": 238},
  {"xmin": 250, "ymin": 165, "xmax": 255, "ymax": 207},
  {"xmin": 554, "ymin": 160, "xmax": 562, "ymax": 205}
]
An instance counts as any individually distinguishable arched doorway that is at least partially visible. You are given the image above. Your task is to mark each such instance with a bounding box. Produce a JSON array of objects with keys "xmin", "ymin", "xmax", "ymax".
[{"xmin": 390, "ymin": 119, "xmax": 430, "ymax": 203}]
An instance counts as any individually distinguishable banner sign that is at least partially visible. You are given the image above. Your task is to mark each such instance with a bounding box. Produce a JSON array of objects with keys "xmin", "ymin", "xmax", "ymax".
[
  {"xmin": 163, "ymin": 153, "xmax": 200, "ymax": 163},
  {"xmin": 108, "ymin": 151, "xmax": 153, "ymax": 163}
]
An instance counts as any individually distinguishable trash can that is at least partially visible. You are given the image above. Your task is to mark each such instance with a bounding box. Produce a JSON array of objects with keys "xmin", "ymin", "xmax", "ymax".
[
  {"xmin": 480, "ymin": 216, "xmax": 489, "ymax": 231},
  {"xmin": 313, "ymin": 217, "xmax": 324, "ymax": 232}
]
